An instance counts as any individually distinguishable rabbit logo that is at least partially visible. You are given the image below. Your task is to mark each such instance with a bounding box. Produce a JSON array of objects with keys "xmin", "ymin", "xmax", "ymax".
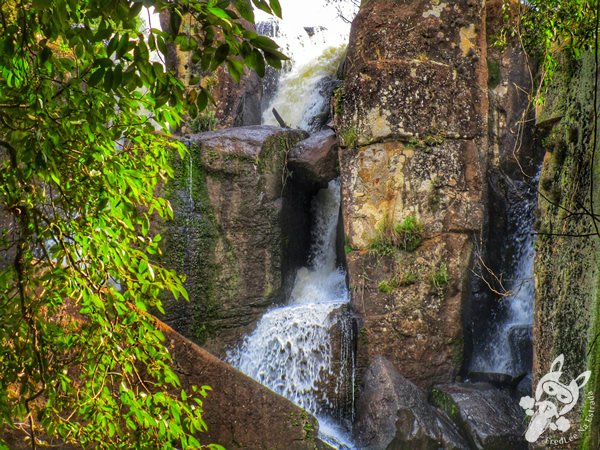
[{"xmin": 519, "ymin": 354, "xmax": 591, "ymax": 443}]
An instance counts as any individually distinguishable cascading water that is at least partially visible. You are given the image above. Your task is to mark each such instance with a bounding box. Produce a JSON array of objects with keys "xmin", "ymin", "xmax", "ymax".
[
  {"xmin": 228, "ymin": 3, "xmax": 358, "ymax": 447},
  {"xmin": 470, "ymin": 173, "xmax": 540, "ymax": 377},
  {"xmin": 228, "ymin": 180, "xmax": 355, "ymax": 447},
  {"xmin": 256, "ymin": 0, "xmax": 356, "ymax": 132},
  {"xmin": 262, "ymin": 45, "xmax": 346, "ymax": 131}
]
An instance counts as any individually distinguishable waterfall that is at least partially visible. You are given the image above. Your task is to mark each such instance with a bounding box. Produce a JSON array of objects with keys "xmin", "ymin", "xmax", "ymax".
[
  {"xmin": 256, "ymin": 0, "xmax": 356, "ymax": 132},
  {"xmin": 470, "ymin": 173, "xmax": 539, "ymax": 377},
  {"xmin": 262, "ymin": 45, "xmax": 346, "ymax": 131},
  {"xmin": 228, "ymin": 4, "xmax": 358, "ymax": 447},
  {"xmin": 228, "ymin": 180, "xmax": 355, "ymax": 448}
]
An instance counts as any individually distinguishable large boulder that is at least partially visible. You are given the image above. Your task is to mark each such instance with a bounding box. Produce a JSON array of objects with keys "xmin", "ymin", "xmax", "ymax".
[
  {"xmin": 161, "ymin": 126, "xmax": 308, "ymax": 355},
  {"xmin": 335, "ymin": 0, "xmax": 489, "ymax": 387},
  {"xmin": 354, "ymin": 356, "xmax": 470, "ymax": 450},
  {"xmin": 430, "ymin": 383, "xmax": 527, "ymax": 450},
  {"xmin": 159, "ymin": 321, "xmax": 324, "ymax": 449},
  {"xmin": 289, "ymin": 129, "xmax": 339, "ymax": 188}
]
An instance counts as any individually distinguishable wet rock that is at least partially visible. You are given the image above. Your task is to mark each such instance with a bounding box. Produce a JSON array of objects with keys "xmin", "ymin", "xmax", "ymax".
[
  {"xmin": 467, "ymin": 371, "xmax": 526, "ymax": 388},
  {"xmin": 516, "ymin": 373, "xmax": 532, "ymax": 399},
  {"xmin": 354, "ymin": 356, "xmax": 470, "ymax": 450},
  {"xmin": 161, "ymin": 126, "xmax": 308, "ymax": 356},
  {"xmin": 289, "ymin": 129, "xmax": 339, "ymax": 187},
  {"xmin": 159, "ymin": 321, "xmax": 323, "ymax": 449},
  {"xmin": 430, "ymin": 383, "xmax": 527, "ymax": 450},
  {"xmin": 319, "ymin": 305, "xmax": 357, "ymax": 427},
  {"xmin": 307, "ymin": 77, "xmax": 341, "ymax": 132},
  {"xmin": 508, "ymin": 324, "xmax": 533, "ymax": 376},
  {"xmin": 304, "ymin": 26, "xmax": 326, "ymax": 38}
]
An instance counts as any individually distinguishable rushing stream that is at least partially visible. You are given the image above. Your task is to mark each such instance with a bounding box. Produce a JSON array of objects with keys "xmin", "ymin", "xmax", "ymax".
[
  {"xmin": 256, "ymin": 0, "xmax": 354, "ymax": 132},
  {"xmin": 228, "ymin": 180, "xmax": 354, "ymax": 447},
  {"xmin": 228, "ymin": 4, "xmax": 358, "ymax": 446},
  {"xmin": 470, "ymin": 174, "xmax": 539, "ymax": 377}
]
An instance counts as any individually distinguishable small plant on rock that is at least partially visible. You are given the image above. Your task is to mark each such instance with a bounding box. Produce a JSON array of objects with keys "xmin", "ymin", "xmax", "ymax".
[
  {"xmin": 396, "ymin": 270, "xmax": 418, "ymax": 286},
  {"xmin": 394, "ymin": 215, "xmax": 425, "ymax": 252},
  {"xmin": 369, "ymin": 217, "xmax": 397, "ymax": 256},
  {"xmin": 369, "ymin": 215, "xmax": 425, "ymax": 255},
  {"xmin": 378, "ymin": 280, "xmax": 395, "ymax": 294},
  {"xmin": 430, "ymin": 262, "xmax": 449, "ymax": 289}
]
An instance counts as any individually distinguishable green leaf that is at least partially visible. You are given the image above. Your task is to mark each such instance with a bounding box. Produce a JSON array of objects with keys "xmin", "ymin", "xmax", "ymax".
[
  {"xmin": 170, "ymin": 10, "xmax": 182, "ymax": 36},
  {"xmin": 211, "ymin": 43, "xmax": 230, "ymax": 69},
  {"xmin": 32, "ymin": 0, "xmax": 52, "ymax": 9},
  {"xmin": 207, "ymin": 6, "xmax": 231, "ymax": 21},
  {"xmin": 116, "ymin": 34, "xmax": 130, "ymax": 59},
  {"xmin": 269, "ymin": 0, "xmax": 282, "ymax": 18},
  {"xmin": 263, "ymin": 48, "xmax": 287, "ymax": 69},
  {"xmin": 250, "ymin": 35, "xmax": 280, "ymax": 50},
  {"xmin": 248, "ymin": 49, "xmax": 265, "ymax": 77},
  {"xmin": 129, "ymin": 2, "xmax": 144, "ymax": 18},
  {"xmin": 107, "ymin": 35, "xmax": 119, "ymax": 57},
  {"xmin": 227, "ymin": 59, "xmax": 243, "ymax": 82},
  {"xmin": 252, "ymin": 0, "xmax": 273, "ymax": 15},
  {"xmin": 196, "ymin": 89, "xmax": 209, "ymax": 112},
  {"xmin": 234, "ymin": 0, "xmax": 255, "ymax": 22}
]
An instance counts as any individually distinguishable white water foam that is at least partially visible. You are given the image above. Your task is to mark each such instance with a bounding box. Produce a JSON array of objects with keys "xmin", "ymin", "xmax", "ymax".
[
  {"xmin": 228, "ymin": 180, "xmax": 354, "ymax": 444},
  {"xmin": 262, "ymin": 45, "xmax": 346, "ymax": 131},
  {"xmin": 257, "ymin": 1, "xmax": 356, "ymax": 131}
]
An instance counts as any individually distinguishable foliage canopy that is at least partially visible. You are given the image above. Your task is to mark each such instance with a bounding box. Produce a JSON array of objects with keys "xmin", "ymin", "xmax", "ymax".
[
  {"xmin": 0, "ymin": 0, "xmax": 284, "ymax": 448},
  {"xmin": 500, "ymin": 0, "xmax": 598, "ymax": 96}
]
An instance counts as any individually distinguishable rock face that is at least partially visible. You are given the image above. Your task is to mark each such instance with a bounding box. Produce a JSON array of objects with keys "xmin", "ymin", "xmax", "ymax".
[
  {"xmin": 159, "ymin": 12, "xmax": 263, "ymax": 129},
  {"xmin": 161, "ymin": 126, "xmax": 308, "ymax": 356},
  {"xmin": 354, "ymin": 356, "xmax": 470, "ymax": 450},
  {"xmin": 533, "ymin": 51, "xmax": 600, "ymax": 448},
  {"xmin": 430, "ymin": 383, "xmax": 527, "ymax": 450},
  {"xmin": 289, "ymin": 129, "xmax": 339, "ymax": 187},
  {"xmin": 507, "ymin": 325, "xmax": 533, "ymax": 376},
  {"xmin": 335, "ymin": 0, "xmax": 489, "ymax": 387},
  {"xmin": 159, "ymin": 321, "xmax": 323, "ymax": 449}
]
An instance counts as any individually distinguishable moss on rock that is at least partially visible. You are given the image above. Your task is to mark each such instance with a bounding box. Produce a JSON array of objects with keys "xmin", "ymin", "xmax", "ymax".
[
  {"xmin": 161, "ymin": 126, "xmax": 307, "ymax": 355},
  {"xmin": 534, "ymin": 52, "xmax": 600, "ymax": 449}
]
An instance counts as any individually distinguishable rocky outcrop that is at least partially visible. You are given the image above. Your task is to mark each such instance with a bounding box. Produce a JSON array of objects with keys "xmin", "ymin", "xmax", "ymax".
[
  {"xmin": 335, "ymin": 0, "xmax": 489, "ymax": 387},
  {"xmin": 430, "ymin": 383, "xmax": 527, "ymax": 449},
  {"xmin": 159, "ymin": 321, "xmax": 323, "ymax": 449},
  {"xmin": 161, "ymin": 126, "xmax": 308, "ymax": 356},
  {"xmin": 354, "ymin": 356, "xmax": 469, "ymax": 450},
  {"xmin": 211, "ymin": 67, "xmax": 263, "ymax": 128},
  {"xmin": 289, "ymin": 129, "xmax": 339, "ymax": 188},
  {"xmin": 533, "ymin": 51, "xmax": 600, "ymax": 448}
]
